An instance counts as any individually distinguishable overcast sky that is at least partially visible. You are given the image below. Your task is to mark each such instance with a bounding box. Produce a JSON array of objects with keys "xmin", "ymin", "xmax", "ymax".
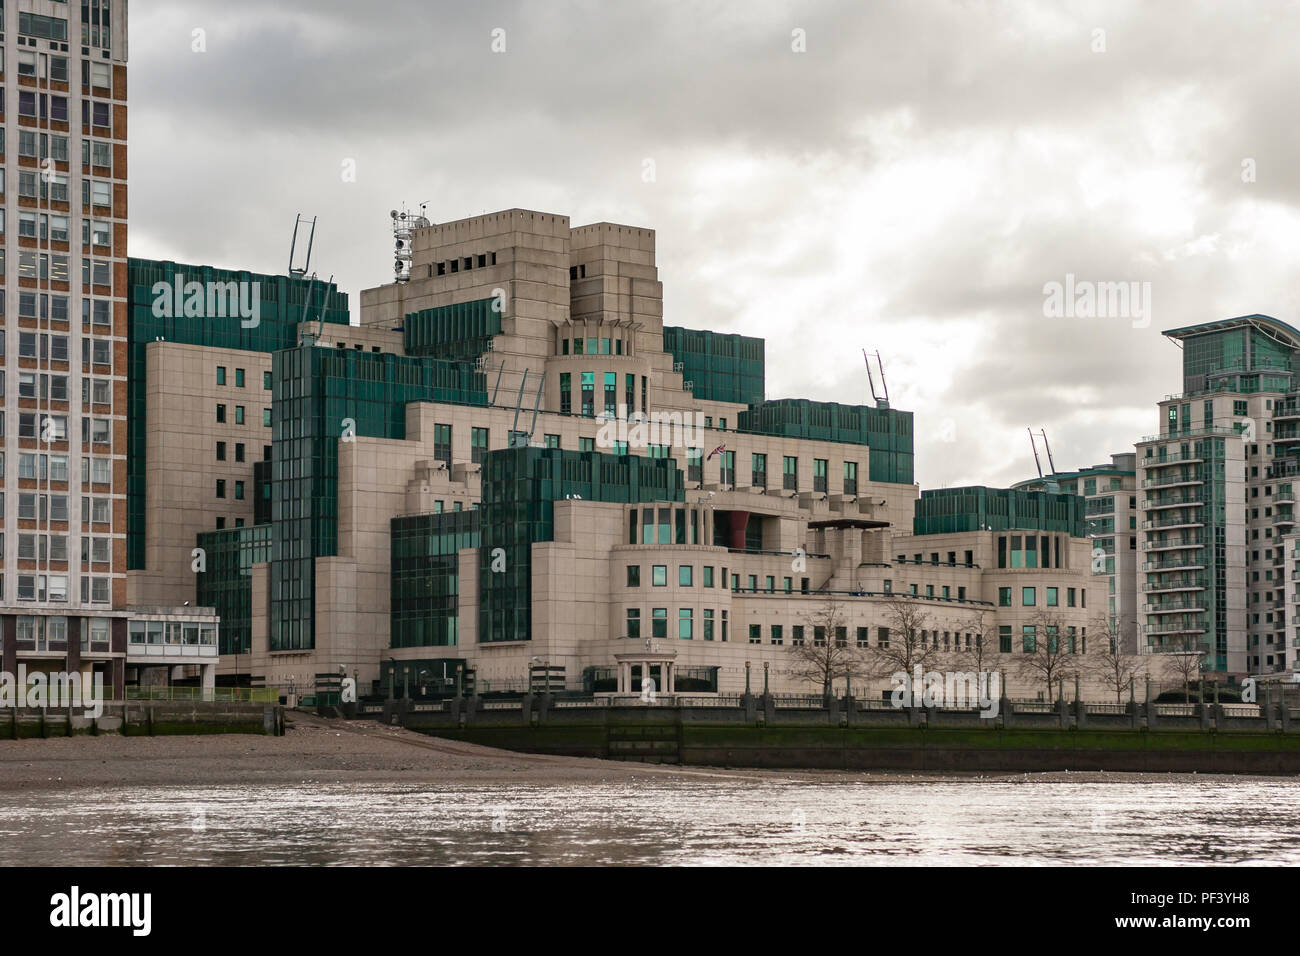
[{"xmin": 128, "ymin": 0, "xmax": 1300, "ymax": 489}]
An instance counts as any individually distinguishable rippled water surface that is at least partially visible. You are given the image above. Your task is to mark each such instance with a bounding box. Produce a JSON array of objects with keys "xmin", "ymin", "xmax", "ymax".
[{"xmin": 1, "ymin": 779, "xmax": 1297, "ymax": 865}]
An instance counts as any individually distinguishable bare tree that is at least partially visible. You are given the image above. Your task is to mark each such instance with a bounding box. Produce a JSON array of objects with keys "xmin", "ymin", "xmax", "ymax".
[
  {"xmin": 1014, "ymin": 608, "xmax": 1084, "ymax": 704},
  {"xmin": 960, "ymin": 606, "xmax": 998, "ymax": 682},
  {"xmin": 868, "ymin": 595, "xmax": 944, "ymax": 686},
  {"xmin": 1089, "ymin": 615, "xmax": 1146, "ymax": 705},
  {"xmin": 1161, "ymin": 633, "xmax": 1206, "ymax": 703},
  {"xmin": 786, "ymin": 594, "xmax": 871, "ymax": 698}
]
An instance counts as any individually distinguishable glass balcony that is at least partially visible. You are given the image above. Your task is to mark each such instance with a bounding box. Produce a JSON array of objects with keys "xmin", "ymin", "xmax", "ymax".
[
  {"xmin": 1144, "ymin": 537, "xmax": 1206, "ymax": 552},
  {"xmin": 1144, "ymin": 495, "xmax": 1204, "ymax": 510}
]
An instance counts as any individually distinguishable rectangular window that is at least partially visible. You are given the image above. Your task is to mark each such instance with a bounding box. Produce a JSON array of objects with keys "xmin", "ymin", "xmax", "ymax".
[
  {"xmin": 626, "ymin": 566, "xmax": 640, "ymax": 587},
  {"xmin": 999, "ymin": 626, "xmax": 1013, "ymax": 653},
  {"xmin": 720, "ymin": 450, "xmax": 735, "ymax": 486},
  {"xmin": 1022, "ymin": 587, "xmax": 1036, "ymax": 606},
  {"xmin": 783, "ymin": 456, "xmax": 798, "ymax": 491},
  {"xmin": 999, "ymin": 587, "xmax": 1012, "ymax": 606},
  {"xmin": 626, "ymin": 609, "xmax": 640, "ymax": 639},
  {"xmin": 813, "ymin": 458, "xmax": 828, "ymax": 492},
  {"xmin": 678, "ymin": 565, "xmax": 693, "ymax": 586},
  {"xmin": 471, "ymin": 426, "xmax": 489, "ymax": 463},
  {"xmin": 652, "ymin": 565, "xmax": 667, "ymax": 587},
  {"xmin": 679, "ymin": 608, "xmax": 693, "ymax": 640},
  {"xmin": 652, "ymin": 609, "xmax": 668, "ymax": 639},
  {"xmin": 604, "ymin": 372, "xmax": 617, "ymax": 417}
]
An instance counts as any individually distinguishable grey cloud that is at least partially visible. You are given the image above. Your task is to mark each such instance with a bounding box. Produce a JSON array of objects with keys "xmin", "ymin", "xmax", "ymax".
[{"xmin": 127, "ymin": 0, "xmax": 1300, "ymax": 490}]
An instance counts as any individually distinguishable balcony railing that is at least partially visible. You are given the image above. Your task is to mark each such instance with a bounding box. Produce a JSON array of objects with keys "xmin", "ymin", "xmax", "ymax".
[
  {"xmin": 1144, "ymin": 495, "xmax": 1204, "ymax": 510},
  {"xmin": 1143, "ymin": 559, "xmax": 1206, "ymax": 572},
  {"xmin": 1142, "ymin": 515, "xmax": 1204, "ymax": 529},
  {"xmin": 1142, "ymin": 577, "xmax": 1209, "ymax": 592},
  {"xmin": 1142, "ymin": 622, "xmax": 1209, "ymax": 636},
  {"xmin": 1143, "ymin": 600, "xmax": 1206, "ymax": 614},
  {"xmin": 1142, "ymin": 473, "xmax": 1205, "ymax": 489},
  {"xmin": 1138, "ymin": 426, "xmax": 1238, "ymax": 444},
  {"xmin": 1141, "ymin": 452, "xmax": 1204, "ymax": 468},
  {"xmin": 1144, "ymin": 537, "xmax": 1206, "ymax": 551}
]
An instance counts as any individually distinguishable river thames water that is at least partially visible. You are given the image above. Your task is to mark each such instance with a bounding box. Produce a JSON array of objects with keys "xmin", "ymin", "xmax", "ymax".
[{"xmin": 1, "ymin": 777, "xmax": 1298, "ymax": 865}]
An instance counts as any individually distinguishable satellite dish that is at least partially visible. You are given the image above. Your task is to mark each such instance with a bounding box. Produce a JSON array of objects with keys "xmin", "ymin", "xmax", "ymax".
[{"xmin": 390, "ymin": 210, "xmax": 398, "ymax": 219}]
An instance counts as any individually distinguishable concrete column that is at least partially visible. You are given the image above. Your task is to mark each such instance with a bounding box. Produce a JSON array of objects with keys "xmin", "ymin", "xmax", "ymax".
[
  {"xmin": 110, "ymin": 619, "xmax": 127, "ymax": 701},
  {"xmin": 67, "ymin": 617, "xmax": 81, "ymax": 674},
  {"xmin": 1, "ymin": 617, "xmax": 16, "ymax": 688},
  {"xmin": 728, "ymin": 511, "xmax": 750, "ymax": 550},
  {"xmin": 110, "ymin": 658, "xmax": 125, "ymax": 702},
  {"xmin": 201, "ymin": 663, "xmax": 216, "ymax": 701}
]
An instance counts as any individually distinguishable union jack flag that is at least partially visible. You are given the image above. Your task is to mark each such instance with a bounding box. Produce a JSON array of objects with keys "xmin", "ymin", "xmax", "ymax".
[{"xmin": 706, "ymin": 443, "xmax": 727, "ymax": 460}]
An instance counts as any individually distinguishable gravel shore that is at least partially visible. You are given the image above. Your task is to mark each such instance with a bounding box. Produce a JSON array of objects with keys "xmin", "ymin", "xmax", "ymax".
[
  {"xmin": 0, "ymin": 713, "xmax": 1275, "ymax": 792},
  {"xmin": 0, "ymin": 714, "xmax": 725, "ymax": 791}
]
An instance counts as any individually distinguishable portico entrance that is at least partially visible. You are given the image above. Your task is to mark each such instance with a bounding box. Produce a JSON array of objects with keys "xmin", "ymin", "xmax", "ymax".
[{"xmin": 614, "ymin": 641, "xmax": 678, "ymax": 694}]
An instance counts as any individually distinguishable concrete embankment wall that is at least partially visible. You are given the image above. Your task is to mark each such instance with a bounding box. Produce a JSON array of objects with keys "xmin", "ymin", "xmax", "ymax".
[
  {"xmin": 393, "ymin": 699, "xmax": 1300, "ymax": 774},
  {"xmin": 2, "ymin": 702, "xmax": 285, "ymax": 738}
]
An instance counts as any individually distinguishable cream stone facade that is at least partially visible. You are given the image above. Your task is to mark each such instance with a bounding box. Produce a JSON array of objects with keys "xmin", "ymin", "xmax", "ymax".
[
  {"xmin": 127, "ymin": 343, "xmax": 273, "ymax": 606},
  {"xmin": 118, "ymin": 207, "xmax": 1159, "ymax": 702}
]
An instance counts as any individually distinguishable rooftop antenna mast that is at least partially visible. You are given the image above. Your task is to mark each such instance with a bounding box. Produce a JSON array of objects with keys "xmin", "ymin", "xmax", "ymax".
[
  {"xmin": 289, "ymin": 214, "xmax": 316, "ymax": 277},
  {"xmin": 1028, "ymin": 427, "xmax": 1044, "ymax": 479},
  {"xmin": 304, "ymin": 274, "xmax": 333, "ymax": 341},
  {"xmin": 862, "ymin": 349, "xmax": 891, "ymax": 409},
  {"xmin": 288, "ymin": 216, "xmax": 331, "ymax": 347},
  {"xmin": 506, "ymin": 370, "xmax": 549, "ymax": 447},
  {"xmin": 1039, "ymin": 429, "xmax": 1058, "ymax": 475}
]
